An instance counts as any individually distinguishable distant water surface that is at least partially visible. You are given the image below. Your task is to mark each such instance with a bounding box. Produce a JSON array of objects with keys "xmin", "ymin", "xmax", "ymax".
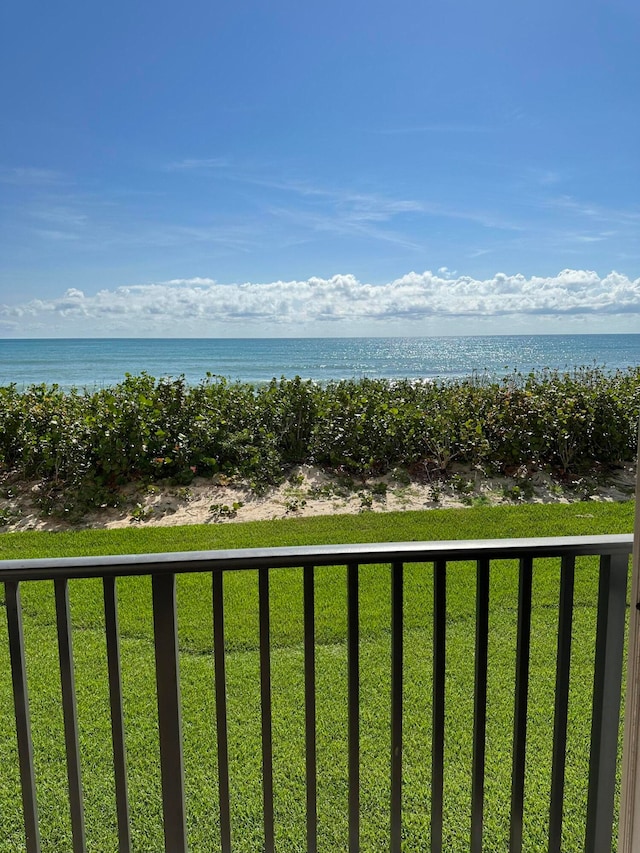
[{"xmin": 1, "ymin": 335, "xmax": 639, "ymax": 389}]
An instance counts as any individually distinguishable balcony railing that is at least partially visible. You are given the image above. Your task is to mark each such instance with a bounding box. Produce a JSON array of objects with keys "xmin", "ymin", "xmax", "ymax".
[{"xmin": 1, "ymin": 534, "xmax": 637, "ymax": 852}]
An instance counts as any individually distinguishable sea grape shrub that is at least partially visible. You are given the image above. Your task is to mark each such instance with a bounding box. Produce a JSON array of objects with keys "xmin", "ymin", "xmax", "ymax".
[
  {"xmin": 0, "ymin": 384, "xmax": 25, "ymax": 468},
  {"xmin": 589, "ymin": 368, "xmax": 640, "ymax": 464},
  {"xmin": 1, "ymin": 384, "xmax": 91, "ymax": 482},
  {"xmin": 254, "ymin": 377, "xmax": 318, "ymax": 464},
  {"xmin": 538, "ymin": 371, "xmax": 599, "ymax": 471},
  {"xmin": 190, "ymin": 377, "xmax": 282, "ymax": 482},
  {"xmin": 86, "ymin": 374, "xmax": 282, "ymax": 486},
  {"xmin": 0, "ymin": 367, "xmax": 638, "ymax": 518},
  {"xmin": 481, "ymin": 380, "xmax": 554, "ymax": 470},
  {"xmin": 417, "ymin": 379, "xmax": 492, "ymax": 471},
  {"xmin": 182, "ymin": 377, "xmax": 254, "ymax": 476},
  {"xmin": 87, "ymin": 374, "xmax": 198, "ymax": 483},
  {"xmin": 309, "ymin": 379, "xmax": 427, "ymax": 473},
  {"xmin": 519, "ymin": 367, "xmax": 640, "ymax": 472},
  {"xmin": 470, "ymin": 367, "xmax": 640, "ymax": 472}
]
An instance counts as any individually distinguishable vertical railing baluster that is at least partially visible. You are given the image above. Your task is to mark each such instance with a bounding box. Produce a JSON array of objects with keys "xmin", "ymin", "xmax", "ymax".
[
  {"xmin": 347, "ymin": 561, "xmax": 360, "ymax": 853},
  {"xmin": 431, "ymin": 559, "xmax": 446, "ymax": 853},
  {"xmin": 471, "ymin": 558, "xmax": 490, "ymax": 853},
  {"xmin": 152, "ymin": 573, "xmax": 187, "ymax": 853},
  {"xmin": 390, "ymin": 561, "xmax": 404, "ymax": 853},
  {"xmin": 103, "ymin": 577, "xmax": 131, "ymax": 853},
  {"xmin": 548, "ymin": 554, "xmax": 575, "ymax": 853},
  {"xmin": 585, "ymin": 553, "xmax": 629, "ymax": 853},
  {"xmin": 213, "ymin": 570, "xmax": 231, "ymax": 853},
  {"xmin": 5, "ymin": 581, "xmax": 41, "ymax": 853},
  {"xmin": 510, "ymin": 556, "xmax": 533, "ymax": 853},
  {"xmin": 259, "ymin": 567, "xmax": 275, "ymax": 853},
  {"xmin": 54, "ymin": 578, "xmax": 86, "ymax": 853},
  {"xmin": 303, "ymin": 565, "xmax": 318, "ymax": 853}
]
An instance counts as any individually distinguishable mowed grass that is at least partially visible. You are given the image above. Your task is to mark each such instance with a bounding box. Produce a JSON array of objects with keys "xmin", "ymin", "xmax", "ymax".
[{"xmin": 0, "ymin": 501, "xmax": 635, "ymax": 852}]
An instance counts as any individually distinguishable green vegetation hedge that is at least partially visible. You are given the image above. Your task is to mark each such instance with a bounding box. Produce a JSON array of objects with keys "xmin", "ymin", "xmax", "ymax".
[{"xmin": 0, "ymin": 367, "xmax": 638, "ymax": 517}]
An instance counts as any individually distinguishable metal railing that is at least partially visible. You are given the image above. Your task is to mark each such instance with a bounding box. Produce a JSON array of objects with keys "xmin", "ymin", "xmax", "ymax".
[{"xmin": 1, "ymin": 534, "xmax": 634, "ymax": 852}]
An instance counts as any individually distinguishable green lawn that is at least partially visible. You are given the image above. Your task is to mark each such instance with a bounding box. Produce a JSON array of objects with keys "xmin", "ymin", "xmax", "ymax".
[{"xmin": 0, "ymin": 501, "xmax": 635, "ymax": 852}]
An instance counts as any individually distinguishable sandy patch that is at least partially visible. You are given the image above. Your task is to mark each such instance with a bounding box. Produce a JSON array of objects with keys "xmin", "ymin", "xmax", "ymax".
[{"xmin": 0, "ymin": 463, "xmax": 636, "ymax": 533}]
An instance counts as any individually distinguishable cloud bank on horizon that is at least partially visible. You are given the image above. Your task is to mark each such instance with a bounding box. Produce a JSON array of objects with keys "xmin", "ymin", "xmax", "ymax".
[{"xmin": 2, "ymin": 269, "xmax": 639, "ymax": 337}]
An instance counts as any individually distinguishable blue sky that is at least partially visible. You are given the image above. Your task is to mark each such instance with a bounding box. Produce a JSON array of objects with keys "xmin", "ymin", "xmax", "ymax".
[{"xmin": 1, "ymin": 0, "xmax": 639, "ymax": 336}]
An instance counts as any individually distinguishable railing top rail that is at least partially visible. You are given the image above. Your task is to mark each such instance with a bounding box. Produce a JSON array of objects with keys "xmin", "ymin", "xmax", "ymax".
[{"xmin": 0, "ymin": 534, "xmax": 633, "ymax": 582}]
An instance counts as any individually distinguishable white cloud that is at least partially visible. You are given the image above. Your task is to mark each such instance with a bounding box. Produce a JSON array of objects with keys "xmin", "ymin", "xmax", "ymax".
[
  {"xmin": 0, "ymin": 166, "xmax": 65, "ymax": 186},
  {"xmin": 372, "ymin": 124, "xmax": 495, "ymax": 134},
  {"xmin": 544, "ymin": 196, "xmax": 640, "ymax": 226},
  {"xmin": 164, "ymin": 157, "xmax": 229, "ymax": 172},
  {"xmin": 1, "ymin": 270, "xmax": 639, "ymax": 336},
  {"xmin": 33, "ymin": 229, "xmax": 82, "ymax": 242}
]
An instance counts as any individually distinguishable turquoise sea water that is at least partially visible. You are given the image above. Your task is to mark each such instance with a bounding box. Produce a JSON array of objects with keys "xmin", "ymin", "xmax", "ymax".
[{"xmin": 1, "ymin": 335, "xmax": 640, "ymax": 389}]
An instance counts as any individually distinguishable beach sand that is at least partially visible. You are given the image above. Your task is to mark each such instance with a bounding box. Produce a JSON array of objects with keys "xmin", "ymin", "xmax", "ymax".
[{"xmin": 1, "ymin": 463, "xmax": 636, "ymax": 533}]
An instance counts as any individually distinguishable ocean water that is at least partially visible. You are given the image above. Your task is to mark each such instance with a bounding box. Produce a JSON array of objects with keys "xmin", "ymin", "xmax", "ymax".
[{"xmin": 1, "ymin": 335, "xmax": 640, "ymax": 389}]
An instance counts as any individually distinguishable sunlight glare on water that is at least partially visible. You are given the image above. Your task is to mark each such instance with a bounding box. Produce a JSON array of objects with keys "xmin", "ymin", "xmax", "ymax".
[{"xmin": 2, "ymin": 335, "xmax": 639, "ymax": 389}]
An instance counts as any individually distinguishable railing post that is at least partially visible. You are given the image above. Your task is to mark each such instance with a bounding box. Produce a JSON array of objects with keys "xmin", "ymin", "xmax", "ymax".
[
  {"xmin": 213, "ymin": 571, "xmax": 232, "ymax": 853},
  {"xmin": 103, "ymin": 577, "xmax": 131, "ymax": 853},
  {"xmin": 471, "ymin": 558, "xmax": 490, "ymax": 853},
  {"xmin": 259, "ymin": 567, "xmax": 275, "ymax": 853},
  {"xmin": 585, "ymin": 553, "xmax": 629, "ymax": 853},
  {"xmin": 431, "ymin": 559, "xmax": 446, "ymax": 853},
  {"xmin": 347, "ymin": 562, "xmax": 360, "ymax": 853},
  {"xmin": 390, "ymin": 561, "xmax": 403, "ymax": 853},
  {"xmin": 54, "ymin": 578, "xmax": 87, "ymax": 853},
  {"xmin": 304, "ymin": 565, "xmax": 318, "ymax": 853},
  {"xmin": 5, "ymin": 581, "xmax": 41, "ymax": 853},
  {"xmin": 619, "ymin": 430, "xmax": 640, "ymax": 853},
  {"xmin": 548, "ymin": 555, "xmax": 575, "ymax": 853},
  {"xmin": 510, "ymin": 556, "xmax": 533, "ymax": 853},
  {"xmin": 152, "ymin": 573, "xmax": 188, "ymax": 853}
]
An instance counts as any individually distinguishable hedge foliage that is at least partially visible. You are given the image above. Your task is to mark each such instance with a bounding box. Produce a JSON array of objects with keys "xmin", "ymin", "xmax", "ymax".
[{"xmin": 0, "ymin": 367, "xmax": 638, "ymax": 516}]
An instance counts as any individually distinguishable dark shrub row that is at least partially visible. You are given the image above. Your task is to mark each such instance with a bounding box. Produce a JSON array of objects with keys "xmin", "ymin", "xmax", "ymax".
[{"xmin": 0, "ymin": 367, "xmax": 638, "ymax": 516}]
